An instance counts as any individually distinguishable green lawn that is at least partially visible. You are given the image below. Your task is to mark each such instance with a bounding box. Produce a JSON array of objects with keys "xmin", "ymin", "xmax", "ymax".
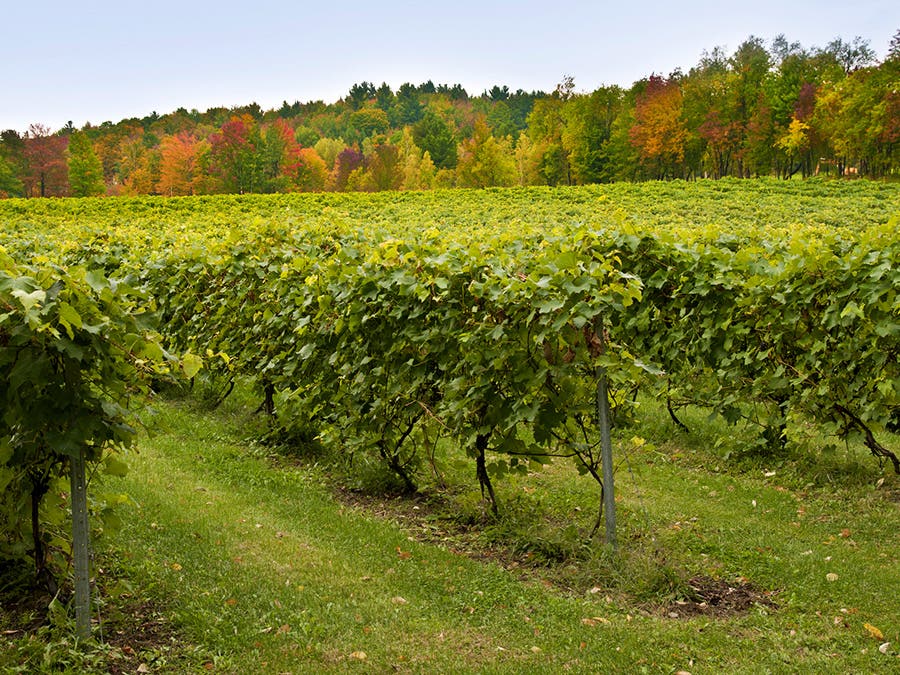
[{"xmin": 3, "ymin": 390, "xmax": 898, "ymax": 674}]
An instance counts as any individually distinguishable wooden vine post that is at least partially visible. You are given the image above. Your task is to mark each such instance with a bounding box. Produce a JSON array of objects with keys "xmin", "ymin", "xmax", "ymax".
[
  {"xmin": 594, "ymin": 316, "xmax": 617, "ymax": 550},
  {"xmin": 69, "ymin": 448, "xmax": 92, "ymax": 639}
]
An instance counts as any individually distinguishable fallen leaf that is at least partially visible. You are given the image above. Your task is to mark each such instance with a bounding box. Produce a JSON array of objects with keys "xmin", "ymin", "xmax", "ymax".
[
  {"xmin": 396, "ymin": 547, "xmax": 412, "ymax": 560},
  {"xmin": 276, "ymin": 624, "xmax": 290, "ymax": 635},
  {"xmin": 826, "ymin": 573, "xmax": 839, "ymax": 582},
  {"xmin": 840, "ymin": 529, "xmax": 851, "ymax": 538},
  {"xmin": 878, "ymin": 642, "xmax": 890, "ymax": 654},
  {"xmin": 349, "ymin": 651, "xmax": 367, "ymax": 660},
  {"xmin": 581, "ymin": 616, "xmax": 611, "ymax": 626},
  {"xmin": 225, "ymin": 598, "xmax": 237, "ymax": 606},
  {"xmin": 530, "ymin": 646, "xmax": 542, "ymax": 653},
  {"xmin": 864, "ymin": 623, "xmax": 884, "ymax": 640},
  {"xmin": 137, "ymin": 665, "xmax": 150, "ymax": 674},
  {"xmin": 391, "ymin": 596, "xmax": 408, "ymax": 605}
]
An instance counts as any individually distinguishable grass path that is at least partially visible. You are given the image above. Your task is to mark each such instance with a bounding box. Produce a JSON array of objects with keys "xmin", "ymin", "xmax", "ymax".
[{"xmin": 98, "ymin": 398, "xmax": 899, "ymax": 673}]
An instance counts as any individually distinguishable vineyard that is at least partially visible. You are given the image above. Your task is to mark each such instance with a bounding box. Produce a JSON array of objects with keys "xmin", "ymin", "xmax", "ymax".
[{"xmin": 1, "ymin": 178, "xmax": 899, "ymax": 670}]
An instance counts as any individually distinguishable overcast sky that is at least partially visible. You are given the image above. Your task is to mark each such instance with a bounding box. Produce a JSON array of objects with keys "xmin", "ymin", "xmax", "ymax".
[{"xmin": 2, "ymin": 1, "xmax": 897, "ymax": 133}]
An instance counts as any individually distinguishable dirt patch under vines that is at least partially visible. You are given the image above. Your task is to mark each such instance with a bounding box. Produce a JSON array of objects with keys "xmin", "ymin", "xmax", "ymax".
[{"xmin": 333, "ymin": 486, "xmax": 778, "ymax": 619}]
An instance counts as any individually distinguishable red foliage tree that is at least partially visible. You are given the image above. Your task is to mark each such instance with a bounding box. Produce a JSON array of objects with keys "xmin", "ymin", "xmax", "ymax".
[{"xmin": 22, "ymin": 124, "xmax": 69, "ymax": 197}]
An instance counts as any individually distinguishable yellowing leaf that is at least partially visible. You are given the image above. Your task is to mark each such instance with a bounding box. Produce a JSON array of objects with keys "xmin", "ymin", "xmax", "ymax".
[
  {"xmin": 182, "ymin": 352, "xmax": 203, "ymax": 379},
  {"xmin": 104, "ymin": 456, "xmax": 129, "ymax": 477}
]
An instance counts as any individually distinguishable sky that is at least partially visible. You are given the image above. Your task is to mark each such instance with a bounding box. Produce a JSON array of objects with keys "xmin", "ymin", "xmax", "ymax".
[{"xmin": 2, "ymin": 1, "xmax": 897, "ymax": 134}]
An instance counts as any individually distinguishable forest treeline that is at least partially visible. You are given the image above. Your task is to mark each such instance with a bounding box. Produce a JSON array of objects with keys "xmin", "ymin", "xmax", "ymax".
[{"xmin": 1, "ymin": 32, "xmax": 898, "ymax": 198}]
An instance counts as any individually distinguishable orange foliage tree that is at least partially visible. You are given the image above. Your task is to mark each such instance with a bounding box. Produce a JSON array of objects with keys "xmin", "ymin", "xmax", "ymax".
[
  {"xmin": 157, "ymin": 132, "xmax": 208, "ymax": 196},
  {"xmin": 629, "ymin": 76, "xmax": 688, "ymax": 179}
]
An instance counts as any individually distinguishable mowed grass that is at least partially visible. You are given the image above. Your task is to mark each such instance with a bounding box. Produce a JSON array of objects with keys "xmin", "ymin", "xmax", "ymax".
[{"xmin": 4, "ymin": 388, "xmax": 899, "ymax": 674}]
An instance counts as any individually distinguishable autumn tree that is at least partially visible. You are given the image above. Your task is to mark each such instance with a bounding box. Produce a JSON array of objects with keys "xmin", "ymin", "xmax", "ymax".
[
  {"xmin": 330, "ymin": 147, "xmax": 365, "ymax": 191},
  {"xmin": 456, "ymin": 116, "xmax": 516, "ymax": 188},
  {"xmin": 813, "ymin": 58, "xmax": 900, "ymax": 177},
  {"xmin": 157, "ymin": 132, "xmax": 206, "ymax": 196},
  {"xmin": 397, "ymin": 127, "xmax": 435, "ymax": 190},
  {"xmin": 314, "ymin": 137, "xmax": 346, "ymax": 169},
  {"xmin": 679, "ymin": 50, "xmax": 745, "ymax": 179},
  {"xmin": 365, "ymin": 141, "xmax": 403, "ymax": 191},
  {"xmin": 729, "ymin": 36, "xmax": 772, "ymax": 177},
  {"xmin": 119, "ymin": 133, "xmax": 161, "ymax": 194},
  {"xmin": 208, "ymin": 115, "xmax": 265, "ymax": 193},
  {"xmin": 291, "ymin": 147, "xmax": 329, "ymax": 191},
  {"xmin": 629, "ymin": 75, "xmax": 688, "ymax": 179},
  {"xmin": 22, "ymin": 124, "xmax": 69, "ymax": 197}
]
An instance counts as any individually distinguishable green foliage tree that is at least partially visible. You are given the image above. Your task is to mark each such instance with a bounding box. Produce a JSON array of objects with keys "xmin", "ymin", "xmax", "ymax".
[
  {"xmin": 68, "ymin": 131, "xmax": 106, "ymax": 197},
  {"xmin": 0, "ymin": 155, "xmax": 23, "ymax": 197},
  {"xmin": 413, "ymin": 110, "xmax": 458, "ymax": 170},
  {"xmin": 346, "ymin": 82, "xmax": 375, "ymax": 110},
  {"xmin": 314, "ymin": 137, "xmax": 346, "ymax": 169},
  {"xmin": 390, "ymin": 83, "xmax": 424, "ymax": 126},
  {"xmin": 456, "ymin": 117, "xmax": 516, "ymax": 187},
  {"xmin": 562, "ymin": 87, "xmax": 624, "ymax": 184},
  {"xmin": 397, "ymin": 127, "xmax": 435, "ymax": 190},
  {"xmin": 348, "ymin": 107, "xmax": 390, "ymax": 145}
]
